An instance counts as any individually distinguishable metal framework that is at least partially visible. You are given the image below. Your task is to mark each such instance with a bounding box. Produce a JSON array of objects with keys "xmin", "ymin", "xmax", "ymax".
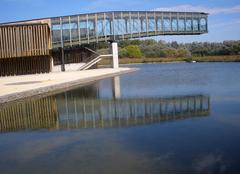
[{"xmin": 51, "ymin": 11, "xmax": 208, "ymax": 48}]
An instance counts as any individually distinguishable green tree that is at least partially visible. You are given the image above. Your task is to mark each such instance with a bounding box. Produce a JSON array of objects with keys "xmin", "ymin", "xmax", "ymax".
[
  {"xmin": 156, "ymin": 49, "xmax": 167, "ymax": 58},
  {"xmin": 125, "ymin": 45, "xmax": 142, "ymax": 58},
  {"xmin": 177, "ymin": 49, "xmax": 191, "ymax": 58},
  {"xmin": 163, "ymin": 48, "xmax": 178, "ymax": 57}
]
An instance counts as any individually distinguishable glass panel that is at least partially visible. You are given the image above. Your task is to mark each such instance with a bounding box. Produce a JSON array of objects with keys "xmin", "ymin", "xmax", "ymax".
[
  {"xmin": 97, "ymin": 14, "xmax": 105, "ymax": 37},
  {"xmin": 51, "ymin": 18, "xmax": 61, "ymax": 44},
  {"xmin": 88, "ymin": 15, "xmax": 95, "ymax": 38},
  {"xmin": 79, "ymin": 15, "xmax": 87, "ymax": 40},
  {"xmin": 122, "ymin": 13, "xmax": 130, "ymax": 34},
  {"xmin": 178, "ymin": 19, "xmax": 185, "ymax": 31},
  {"xmin": 148, "ymin": 16, "xmax": 155, "ymax": 32},
  {"xmin": 113, "ymin": 12, "xmax": 123, "ymax": 35},
  {"xmin": 70, "ymin": 16, "xmax": 79, "ymax": 42},
  {"xmin": 105, "ymin": 13, "xmax": 113, "ymax": 36},
  {"xmin": 139, "ymin": 13, "xmax": 147, "ymax": 32},
  {"xmin": 193, "ymin": 19, "xmax": 199, "ymax": 31},
  {"xmin": 172, "ymin": 18, "xmax": 178, "ymax": 31},
  {"xmin": 62, "ymin": 17, "xmax": 70, "ymax": 42},
  {"xmin": 163, "ymin": 18, "xmax": 171, "ymax": 32},
  {"xmin": 131, "ymin": 13, "xmax": 140, "ymax": 34},
  {"xmin": 156, "ymin": 18, "xmax": 162, "ymax": 31},
  {"xmin": 126, "ymin": 14, "xmax": 131, "ymax": 34},
  {"xmin": 186, "ymin": 19, "xmax": 192, "ymax": 31},
  {"xmin": 200, "ymin": 18, "xmax": 207, "ymax": 31}
]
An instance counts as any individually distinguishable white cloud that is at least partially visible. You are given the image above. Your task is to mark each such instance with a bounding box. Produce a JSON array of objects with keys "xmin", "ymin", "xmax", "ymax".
[
  {"xmin": 154, "ymin": 4, "xmax": 240, "ymax": 15},
  {"xmin": 192, "ymin": 153, "xmax": 227, "ymax": 173},
  {"xmin": 210, "ymin": 19, "xmax": 240, "ymax": 29}
]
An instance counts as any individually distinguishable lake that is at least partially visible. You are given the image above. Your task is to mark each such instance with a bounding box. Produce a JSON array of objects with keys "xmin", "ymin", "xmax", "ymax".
[{"xmin": 0, "ymin": 63, "xmax": 240, "ymax": 174}]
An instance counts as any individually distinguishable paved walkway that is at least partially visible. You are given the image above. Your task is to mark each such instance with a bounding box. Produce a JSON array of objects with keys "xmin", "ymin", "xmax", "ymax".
[{"xmin": 0, "ymin": 68, "xmax": 137, "ymax": 104}]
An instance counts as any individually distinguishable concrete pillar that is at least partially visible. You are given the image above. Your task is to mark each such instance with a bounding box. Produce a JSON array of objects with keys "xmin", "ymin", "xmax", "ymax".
[
  {"xmin": 112, "ymin": 42, "xmax": 119, "ymax": 69},
  {"xmin": 50, "ymin": 57, "xmax": 54, "ymax": 72},
  {"xmin": 61, "ymin": 47, "xmax": 65, "ymax": 72}
]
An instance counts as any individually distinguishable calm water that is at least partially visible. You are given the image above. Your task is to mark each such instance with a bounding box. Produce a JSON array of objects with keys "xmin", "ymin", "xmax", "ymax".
[{"xmin": 0, "ymin": 63, "xmax": 240, "ymax": 174}]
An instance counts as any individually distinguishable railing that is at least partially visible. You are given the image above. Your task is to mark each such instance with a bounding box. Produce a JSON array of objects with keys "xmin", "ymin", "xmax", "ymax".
[{"xmin": 79, "ymin": 54, "xmax": 112, "ymax": 70}]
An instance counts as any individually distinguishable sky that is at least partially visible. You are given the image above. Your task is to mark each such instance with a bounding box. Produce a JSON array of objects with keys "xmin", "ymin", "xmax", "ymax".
[{"xmin": 0, "ymin": 0, "xmax": 240, "ymax": 43}]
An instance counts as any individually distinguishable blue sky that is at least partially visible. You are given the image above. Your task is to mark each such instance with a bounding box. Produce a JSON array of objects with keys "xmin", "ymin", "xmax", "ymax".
[{"xmin": 0, "ymin": 0, "xmax": 240, "ymax": 43}]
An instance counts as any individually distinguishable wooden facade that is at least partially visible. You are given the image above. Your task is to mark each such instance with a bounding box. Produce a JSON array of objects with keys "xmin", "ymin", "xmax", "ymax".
[
  {"xmin": 0, "ymin": 24, "xmax": 50, "ymax": 59},
  {"xmin": 0, "ymin": 56, "xmax": 51, "ymax": 76},
  {"xmin": 0, "ymin": 24, "xmax": 51, "ymax": 76}
]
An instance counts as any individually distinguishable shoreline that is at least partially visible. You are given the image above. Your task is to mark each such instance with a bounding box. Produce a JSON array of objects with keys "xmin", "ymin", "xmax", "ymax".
[
  {"xmin": 98, "ymin": 55, "xmax": 240, "ymax": 65},
  {"xmin": 0, "ymin": 68, "xmax": 138, "ymax": 105}
]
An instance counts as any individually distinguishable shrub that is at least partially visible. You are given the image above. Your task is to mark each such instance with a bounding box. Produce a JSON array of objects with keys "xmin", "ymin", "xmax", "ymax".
[
  {"xmin": 163, "ymin": 48, "xmax": 178, "ymax": 58},
  {"xmin": 156, "ymin": 49, "xmax": 167, "ymax": 58},
  {"xmin": 144, "ymin": 50, "xmax": 158, "ymax": 58},
  {"xmin": 119, "ymin": 48, "xmax": 128, "ymax": 58},
  {"xmin": 177, "ymin": 49, "xmax": 191, "ymax": 58},
  {"xmin": 125, "ymin": 45, "xmax": 142, "ymax": 58}
]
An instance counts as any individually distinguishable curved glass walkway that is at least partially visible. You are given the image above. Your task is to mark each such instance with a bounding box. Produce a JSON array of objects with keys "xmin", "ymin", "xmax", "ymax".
[{"xmin": 51, "ymin": 11, "xmax": 208, "ymax": 48}]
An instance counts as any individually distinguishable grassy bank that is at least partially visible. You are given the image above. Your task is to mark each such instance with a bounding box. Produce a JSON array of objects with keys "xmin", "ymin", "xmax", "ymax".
[{"xmin": 98, "ymin": 55, "xmax": 240, "ymax": 65}]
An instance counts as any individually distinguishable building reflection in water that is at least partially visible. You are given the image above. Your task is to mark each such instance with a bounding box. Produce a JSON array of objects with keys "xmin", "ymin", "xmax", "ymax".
[{"xmin": 0, "ymin": 77, "xmax": 210, "ymax": 133}]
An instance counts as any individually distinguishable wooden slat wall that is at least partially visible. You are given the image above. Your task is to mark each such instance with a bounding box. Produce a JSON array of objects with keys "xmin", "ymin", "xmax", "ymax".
[
  {"xmin": 0, "ymin": 56, "xmax": 51, "ymax": 76},
  {"xmin": 0, "ymin": 24, "xmax": 50, "ymax": 59}
]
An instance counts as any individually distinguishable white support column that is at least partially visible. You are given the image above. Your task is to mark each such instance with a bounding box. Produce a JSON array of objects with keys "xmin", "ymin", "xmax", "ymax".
[{"xmin": 112, "ymin": 42, "xmax": 119, "ymax": 69}]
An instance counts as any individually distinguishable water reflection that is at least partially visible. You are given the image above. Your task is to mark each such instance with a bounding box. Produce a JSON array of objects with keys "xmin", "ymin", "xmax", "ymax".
[
  {"xmin": 2, "ymin": 63, "xmax": 239, "ymax": 174},
  {"xmin": 0, "ymin": 97, "xmax": 58, "ymax": 132},
  {"xmin": 56, "ymin": 94, "xmax": 210, "ymax": 129},
  {"xmin": 0, "ymin": 77, "xmax": 210, "ymax": 133},
  {"xmin": 112, "ymin": 76, "xmax": 121, "ymax": 99}
]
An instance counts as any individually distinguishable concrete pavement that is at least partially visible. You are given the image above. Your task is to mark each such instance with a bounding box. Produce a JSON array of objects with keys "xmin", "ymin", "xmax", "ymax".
[{"xmin": 0, "ymin": 68, "xmax": 138, "ymax": 104}]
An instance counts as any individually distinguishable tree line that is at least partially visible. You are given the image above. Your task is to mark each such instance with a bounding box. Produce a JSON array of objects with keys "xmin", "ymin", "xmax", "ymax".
[{"xmin": 97, "ymin": 40, "xmax": 240, "ymax": 59}]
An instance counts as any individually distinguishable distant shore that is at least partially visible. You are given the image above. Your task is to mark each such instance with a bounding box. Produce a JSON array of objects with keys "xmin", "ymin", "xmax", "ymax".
[{"xmin": 99, "ymin": 55, "xmax": 240, "ymax": 65}]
